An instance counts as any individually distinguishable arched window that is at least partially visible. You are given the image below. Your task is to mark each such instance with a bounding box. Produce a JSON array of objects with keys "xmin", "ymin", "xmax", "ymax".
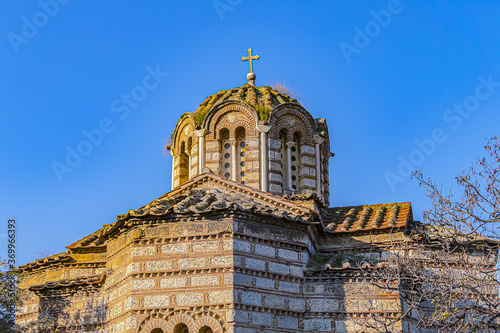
[
  {"xmin": 219, "ymin": 128, "xmax": 231, "ymax": 179},
  {"xmin": 199, "ymin": 326, "xmax": 213, "ymax": 333},
  {"xmin": 235, "ymin": 127, "xmax": 246, "ymax": 184},
  {"xmin": 151, "ymin": 329, "xmax": 164, "ymax": 333},
  {"xmin": 179, "ymin": 141, "xmax": 189, "ymax": 185},
  {"xmin": 291, "ymin": 132, "xmax": 301, "ymax": 191},
  {"xmin": 279, "ymin": 129, "xmax": 288, "ymax": 191},
  {"xmin": 174, "ymin": 323, "xmax": 189, "ymax": 333},
  {"xmin": 187, "ymin": 137, "xmax": 193, "ymax": 179}
]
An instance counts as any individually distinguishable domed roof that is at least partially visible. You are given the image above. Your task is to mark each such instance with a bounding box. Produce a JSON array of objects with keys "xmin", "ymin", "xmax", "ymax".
[{"xmin": 193, "ymin": 84, "xmax": 299, "ymax": 126}]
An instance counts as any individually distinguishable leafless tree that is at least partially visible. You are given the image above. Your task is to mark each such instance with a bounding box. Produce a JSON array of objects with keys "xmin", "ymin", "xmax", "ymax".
[{"xmin": 356, "ymin": 137, "xmax": 500, "ymax": 332}]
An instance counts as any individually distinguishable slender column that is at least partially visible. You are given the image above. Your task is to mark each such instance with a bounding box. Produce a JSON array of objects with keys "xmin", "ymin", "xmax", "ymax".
[
  {"xmin": 230, "ymin": 138, "xmax": 237, "ymax": 181},
  {"xmin": 185, "ymin": 149, "xmax": 192, "ymax": 179},
  {"xmin": 170, "ymin": 149, "xmax": 175, "ymax": 190},
  {"xmin": 286, "ymin": 141, "xmax": 294, "ymax": 191},
  {"xmin": 314, "ymin": 135, "xmax": 325, "ymax": 198},
  {"xmin": 257, "ymin": 125, "xmax": 271, "ymax": 192},
  {"xmin": 194, "ymin": 129, "xmax": 207, "ymax": 174}
]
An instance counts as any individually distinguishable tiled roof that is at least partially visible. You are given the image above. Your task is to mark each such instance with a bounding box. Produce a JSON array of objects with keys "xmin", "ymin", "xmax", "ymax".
[
  {"xmin": 29, "ymin": 274, "xmax": 106, "ymax": 292},
  {"xmin": 117, "ymin": 173, "xmax": 318, "ymax": 223},
  {"xmin": 17, "ymin": 253, "xmax": 72, "ymax": 271},
  {"xmin": 323, "ymin": 202, "xmax": 412, "ymax": 233},
  {"xmin": 64, "ymin": 173, "xmax": 318, "ymax": 251}
]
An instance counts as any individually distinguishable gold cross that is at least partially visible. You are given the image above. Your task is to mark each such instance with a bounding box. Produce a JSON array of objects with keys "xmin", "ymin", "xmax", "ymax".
[{"xmin": 241, "ymin": 48, "xmax": 260, "ymax": 73}]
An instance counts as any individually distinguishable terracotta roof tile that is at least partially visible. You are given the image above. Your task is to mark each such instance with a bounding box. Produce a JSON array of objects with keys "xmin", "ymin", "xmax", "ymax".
[
  {"xmin": 323, "ymin": 202, "xmax": 412, "ymax": 233},
  {"xmin": 29, "ymin": 274, "xmax": 106, "ymax": 292}
]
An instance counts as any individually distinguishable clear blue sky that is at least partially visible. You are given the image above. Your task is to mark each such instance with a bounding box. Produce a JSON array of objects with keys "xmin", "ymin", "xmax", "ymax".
[{"xmin": 1, "ymin": 1, "xmax": 500, "ymax": 265}]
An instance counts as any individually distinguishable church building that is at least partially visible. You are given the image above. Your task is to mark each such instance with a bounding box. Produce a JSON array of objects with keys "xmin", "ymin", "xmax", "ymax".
[{"xmin": 16, "ymin": 49, "xmax": 414, "ymax": 333}]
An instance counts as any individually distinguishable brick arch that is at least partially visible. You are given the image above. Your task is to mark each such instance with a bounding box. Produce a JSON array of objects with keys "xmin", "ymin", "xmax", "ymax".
[
  {"xmin": 173, "ymin": 113, "xmax": 196, "ymax": 156},
  {"xmin": 272, "ymin": 115, "xmax": 311, "ymax": 144},
  {"xmin": 138, "ymin": 316, "xmax": 169, "ymax": 333},
  {"xmin": 165, "ymin": 313, "xmax": 196, "ymax": 332},
  {"xmin": 269, "ymin": 104, "xmax": 316, "ymax": 144},
  {"xmin": 205, "ymin": 103, "xmax": 258, "ymax": 139},
  {"xmin": 193, "ymin": 316, "xmax": 223, "ymax": 333}
]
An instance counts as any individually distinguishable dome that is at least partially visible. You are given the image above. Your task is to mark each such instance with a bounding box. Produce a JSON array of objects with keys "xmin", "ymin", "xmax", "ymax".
[
  {"xmin": 169, "ymin": 82, "xmax": 330, "ymax": 206},
  {"xmin": 193, "ymin": 84, "xmax": 299, "ymax": 126}
]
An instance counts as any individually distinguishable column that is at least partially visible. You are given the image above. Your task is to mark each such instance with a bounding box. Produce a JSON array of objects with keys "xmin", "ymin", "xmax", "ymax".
[
  {"xmin": 185, "ymin": 148, "xmax": 192, "ymax": 179},
  {"xmin": 230, "ymin": 138, "xmax": 237, "ymax": 181},
  {"xmin": 170, "ymin": 149, "xmax": 175, "ymax": 190},
  {"xmin": 257, "ymin": 125, "xmax": 271, "ymax": 192},
  {"xmin": 314, "ymin": 135, "xmax": 325, "ymax": 198},
  {"xmin": 286, "ymin": 141, "xmax": 294, "ymax": 191},
  {"xmin": 194, "ymin": 129, "xmax": 207, "ymax": 174}
]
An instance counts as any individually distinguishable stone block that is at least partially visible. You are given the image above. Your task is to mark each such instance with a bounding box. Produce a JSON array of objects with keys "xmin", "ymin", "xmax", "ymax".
[
  {"xmin": 177, "ymin": 257, "xmax": 205, "ymax": 269},
  {"xmin": 255, "ymin": 277, "xmax": 274, "ymax": 290},
  {"xmin": 270, "ymin": 151, "xmax": 282, "ymax": 160},
  {"xmin": 269, "ymin": 173, "xmax": 282, "ymax": 183},
  {"xmin": 241, "ymin": 291, "xmax": 260, "ymax": 306},
  {"xmin": 301, "ymin": 155, "xmax": 316, "ymax": 166},
  {"xmin": 254, "ymin": 244, "xmax": 274, "ymax": 257},
  {"xmin": 206, "ymin": 141, "xmax": 219, "ymax": 150},
  {"xmin": 278, "ymin": 248, "xmax": 297, "ymax": 261},
  {"xmin": 246, "ymin": 138, "xmax": 259, "ymax": 148},
  {"xmin": 176, "ymin": 292, "xmax": 204, "ymax": 306},
  {"xmin": 144, "ymin": 295, "xmax": 169, "ymax": 307},
  {"xmin": 192, "ymin": 240, "xmax": 219, "ymax": 253},
  {"xmin": 279, "ymin": 281, "xmax": 299, "ymax": 293},
  {"xmin": 270, "ymin": 161, "xmax": 281, "ymax": 171},
  {"xmin": 130, "ymin": 279, "xmax": 155, "ymax": 290},
  {"xmin": 210, "ymin": 290, "xmax": 232, "ymax": 304},
  {"xmin": 132, "ymin": 246, "xmax": 155, "ymax": 257},
  {"xmin": 301, "ymin": 145, "xmax": 315, "ymax": 155},
  {"xmin": 211, "ymin": 255, "xmax": 232, "ymax": 267},
  {"xmin": 126, "ymin": 263, "xmax": 140, "ymax": 275},
  {"xmin": 160, "ymin": 276, "xmax": 186, "ymax": 288},
  {"xmin": 309, "ymin": 298, "xmax": 340, "ymax": 312},
  {"xmin": 299, "ymin": 166, "xmax": 316, "ymax": 177},
  {"xmin": 245, "ymin": 258, "xmax": 266, "ymax": 271},
  {"xmin": 268, "ymin": 262, "xmax": 289, "ymax": 275},
  {"xmin": 304, "ymin": 318, "xmax": 331, "ymax": 331},
  {"xmin": 234, "ymin": 239, "xmax": 251, "ymax": 252},
  {"xmin": 161, "ymin": 242, "xmax": 189, "ymax": 254},
  {"xmin": 191, "ymin": 275, "xmax": 219, "ymax": 286},
  {"xmin": 269, "ymin": 139, "xmax": 281, "ymax": 149},
  {"xmin": 277, "ymin": 316, "xmax": 298, "ymax": 330},
  {"xmin": 146, "ymin": 260, "xmax": 171, "ymax": 271},
  {"xmin": 269, "ymin": 184, "xmax": 282, "ymax": 193}
]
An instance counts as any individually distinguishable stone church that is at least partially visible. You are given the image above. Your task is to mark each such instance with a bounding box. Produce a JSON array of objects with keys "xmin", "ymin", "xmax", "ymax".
[{"xmin": 17, "ymin": 50, "xmax": 414, "ymax": 332}]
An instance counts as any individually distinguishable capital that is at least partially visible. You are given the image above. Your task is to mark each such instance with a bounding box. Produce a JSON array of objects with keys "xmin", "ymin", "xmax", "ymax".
[
  {"xmin": 286, "ymin": 141, "xmax": 296, "ymax": 149},
  {"xmin": 314, "ymin": 134, "xmax": 325, "ymax": 145},
  {"xmin": 256, "ymin": 125, "xmax": 271, "ymax": 133},
  {"xmin": 194, "ymin": 129, "xmax": 207, "ymax": 138}
]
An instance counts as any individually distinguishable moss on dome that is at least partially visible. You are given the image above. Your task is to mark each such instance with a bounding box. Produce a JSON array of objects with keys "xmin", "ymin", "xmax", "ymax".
[{"xmin": 193, "ymin": 84, "xmax": 298, "ymax": 126}]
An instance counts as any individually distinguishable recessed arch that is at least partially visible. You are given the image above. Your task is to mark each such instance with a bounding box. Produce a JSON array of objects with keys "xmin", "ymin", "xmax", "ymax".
[
  {"xmin": 203, "ymin": 102, "xmax": 258, "ymax": 140},
  {"xmin": 151, "ymin": 329, "xmax": 164, "ymax": 333},
  {"xmin": 199, "ymin": 326, "xmax": 213, "ymax": 333},
  {"xmin": 174, "ymin": 323, "xmax": 189, "ymax": 333}
]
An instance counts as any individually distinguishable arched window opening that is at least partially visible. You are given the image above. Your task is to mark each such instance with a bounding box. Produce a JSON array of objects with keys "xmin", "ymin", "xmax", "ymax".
[
  {"xmin": 235, "ymin": 127, "xmax": 246, "ymax": 184},
  {"xmin": 291, "ymin": 132, "xmax": 301, "ymax": 191},
  {"xmin": 187, "ymin": 136, "xmax": 193, "ymax": 179},
  {"xmin": 199, "ymin": 326, "xmax": 213, "ymax": 333},
  {"xmin": 179, "ymin": 141, "xmax": 189, "ymax": 185},
  {"xmin": 151, "ymin": 329, "xmax": 164, "ymax": 333},
  {"xmin": 279, "ymin": 129, "xmax": 288, "ymax": 192},
  {"xmin": 174, "ymin": 323, "xmax": 189, "ymax": 333},
  {"xmin": 219, "ymin": 128, "xmax": 231, "ymax": 179}
]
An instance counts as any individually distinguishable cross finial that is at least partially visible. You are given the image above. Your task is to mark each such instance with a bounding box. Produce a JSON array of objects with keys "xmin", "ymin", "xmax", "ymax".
[{"xmin": 241, "ymin": 48, "xmax": 260, "ymax": 86}]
